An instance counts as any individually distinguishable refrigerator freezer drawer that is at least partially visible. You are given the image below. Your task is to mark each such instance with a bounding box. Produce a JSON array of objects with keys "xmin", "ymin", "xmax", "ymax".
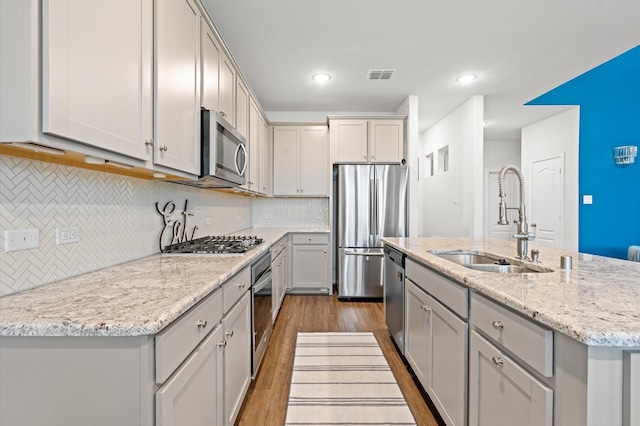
[{"xmin": 338, "ymin": 248, "xmax": 384, "ymax": 298}]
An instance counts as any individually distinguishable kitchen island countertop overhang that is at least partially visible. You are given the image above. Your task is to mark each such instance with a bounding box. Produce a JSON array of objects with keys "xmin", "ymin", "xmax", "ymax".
[{"xmin": 382, "ymin": 236, "xmax": 640, "ymax": 347}]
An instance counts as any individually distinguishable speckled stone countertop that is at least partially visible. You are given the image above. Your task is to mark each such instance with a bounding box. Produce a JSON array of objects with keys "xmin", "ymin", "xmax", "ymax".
[
  {"xmin": 383, "ymin": 237, "xmax": 640, "ymax": 347},
  {"xmin": 0, "ymin": 227, "xmax": 328, "ymax": 337}
]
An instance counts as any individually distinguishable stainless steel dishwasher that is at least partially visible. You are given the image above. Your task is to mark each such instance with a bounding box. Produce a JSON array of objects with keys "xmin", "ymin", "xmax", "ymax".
[{"xmin": 383, "ymin": 245, "xmax": 406, "ymax": 354}]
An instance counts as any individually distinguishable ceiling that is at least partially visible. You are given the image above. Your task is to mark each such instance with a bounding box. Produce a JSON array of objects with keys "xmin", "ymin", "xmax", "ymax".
[{"xmin": 202, "ymin": 0, "xmax": 640, "ymax": 140}]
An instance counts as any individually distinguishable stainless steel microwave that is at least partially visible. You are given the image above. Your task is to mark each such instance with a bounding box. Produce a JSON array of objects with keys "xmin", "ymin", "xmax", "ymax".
[{"xmin": 198, "ymin": 108, "xmax": 247, "ymax": 187}]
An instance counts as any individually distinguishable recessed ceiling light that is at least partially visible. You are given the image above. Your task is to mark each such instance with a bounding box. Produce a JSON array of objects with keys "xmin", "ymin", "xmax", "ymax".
[
  {"xmin": 456, "ymin": 74, "xmax": 477, "ymax": 83},
  {"xmin": 312, "ymin": 73, "xmax": 331, "ymax": 83}
]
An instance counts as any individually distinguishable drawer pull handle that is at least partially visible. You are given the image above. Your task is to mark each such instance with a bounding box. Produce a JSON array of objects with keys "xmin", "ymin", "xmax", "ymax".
[
  {"xmin": 218, "ymin": 341, "xmax": 227, "ymax": 347},
  {"xmin": 197, "ymin": 320, "xmax": 208, "ymax": 328},
  {"xmin": 159, "ymin": 145, "xmax": 168, "ymax": 152},
  {"xmin": 492, "ymin": 356, "xmax": 504, "ymax": 367},
  {"xmin": 492, "ymin": 320, "xmax": 504, "ymax": 330},
  {"xmin": 420, "ymin": 304, "xmax": 431, "ymax": 312},
  {"xmin": 237, "ymin": 283, "xmax": 245, "ymax": 289},
  {"xmin": 144, "ymin": 139, "xmax": 154, "ymax": 147},
  {"xmin": 226, "ymin": 330, "xmax": 234, "ymax": 338}
]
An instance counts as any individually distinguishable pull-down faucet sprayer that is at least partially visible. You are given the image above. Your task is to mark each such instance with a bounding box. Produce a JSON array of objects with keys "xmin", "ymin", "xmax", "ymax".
[{"xmin": 498, "ymin": 165, "xmax": 536, "ymax": 260}]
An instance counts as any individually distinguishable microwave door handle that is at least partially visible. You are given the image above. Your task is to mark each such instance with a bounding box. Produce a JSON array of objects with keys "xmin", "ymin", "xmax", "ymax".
[{"xmin": 235, "ymin": 143, "xmax": 247, "ymax": 176}]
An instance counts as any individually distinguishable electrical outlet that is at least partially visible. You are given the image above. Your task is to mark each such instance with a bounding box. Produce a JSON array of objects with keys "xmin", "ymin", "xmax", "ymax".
[
  {"xmin": 4, "ymin": 229, "xmax": 40, "ymax": 252},
  {"xmin": 204, "ymin": 216, "xmax": 211, "ymax": 226},
  {"xmin": 56, "ymin": 226, "xmax": 80, "ymax": 245}
]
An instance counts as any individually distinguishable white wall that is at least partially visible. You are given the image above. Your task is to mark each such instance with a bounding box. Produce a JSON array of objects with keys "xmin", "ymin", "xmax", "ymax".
[
  {"xmin": 396, "ymin": 95, "xmax": 420, "ymax": 237},
  {"xmin": 484, "ymin": 140, "xmax": 521, "ymax": 171},
  {"xmin": 521, "ymin": 107, "xmax": 579, "ymax": 251},
  {"xmin": 421, "ymin": 96, "xmax": 484, "ymax": 237}
]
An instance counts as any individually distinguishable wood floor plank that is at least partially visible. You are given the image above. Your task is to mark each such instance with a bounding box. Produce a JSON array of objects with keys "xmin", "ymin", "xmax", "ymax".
[{"xmin": 235, "ymin": 294, "xmax": 445, "ymax": 426}]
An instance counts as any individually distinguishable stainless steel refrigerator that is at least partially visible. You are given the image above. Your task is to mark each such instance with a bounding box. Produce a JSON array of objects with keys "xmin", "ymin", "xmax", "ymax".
[{"xmin": 337, "ymin": 164, "xmax": 408, "ymax": 298}]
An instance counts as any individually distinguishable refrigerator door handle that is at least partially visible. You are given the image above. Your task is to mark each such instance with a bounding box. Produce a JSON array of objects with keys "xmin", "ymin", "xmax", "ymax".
[
  {"xmin": 375, "ymin": 178, "xmax": 379, "ymax": 236},
  {"xmin": 369, "ymin": 178, "xmax": 375, "ymax": 237}
]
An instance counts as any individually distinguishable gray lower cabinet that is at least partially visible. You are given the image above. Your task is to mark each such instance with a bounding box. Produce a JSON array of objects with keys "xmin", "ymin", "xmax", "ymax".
[
  {"xmin": 222, "ymin": 291, "xmax": 251, "ymax": 426},
  {"xmin": 469, "ymin": 330, "xmax": 553, "ymax": 426},
  {"xmin": 156, "ymin": 324, "xmax": 224, "ymax": 426},
  {"xmin": 290, "ymin": 233, "xmax": 330, "ymax": 293},
  {"xmin": 271, "ymin": 235, "xmax": 289, "ymax": 321},
  {"xmin": 405, "ymin": 278, "xmax": 467, "ymax": 426}
]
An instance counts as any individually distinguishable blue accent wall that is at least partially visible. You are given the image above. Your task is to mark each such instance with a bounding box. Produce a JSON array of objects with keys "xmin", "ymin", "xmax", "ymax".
[{"xmin": 527, "ymin": 46, "xmax": 640, "ymax": 259}]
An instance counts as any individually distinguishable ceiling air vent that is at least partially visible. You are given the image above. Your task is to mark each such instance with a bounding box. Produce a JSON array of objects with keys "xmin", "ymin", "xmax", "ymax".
[{"xmin": 367, "ymin": 69, "xmax": 396, "ymax": 80}]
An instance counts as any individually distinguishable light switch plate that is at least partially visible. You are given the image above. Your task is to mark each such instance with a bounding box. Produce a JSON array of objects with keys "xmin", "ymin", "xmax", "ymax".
[{"xmin": 5, "ymin": 229, "xmax": 40, "ymax": 252}]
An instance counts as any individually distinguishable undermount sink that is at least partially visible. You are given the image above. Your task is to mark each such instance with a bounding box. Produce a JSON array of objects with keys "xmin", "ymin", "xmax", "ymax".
[{"xmin": 430, "ymin": 250, "xmax": 551, "ymax": 274}]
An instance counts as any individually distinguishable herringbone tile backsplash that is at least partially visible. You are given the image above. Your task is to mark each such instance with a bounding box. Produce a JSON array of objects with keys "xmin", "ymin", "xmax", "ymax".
[{"xmin": 0, "ymin": 155, "xmax": 252, "ymax": 296}]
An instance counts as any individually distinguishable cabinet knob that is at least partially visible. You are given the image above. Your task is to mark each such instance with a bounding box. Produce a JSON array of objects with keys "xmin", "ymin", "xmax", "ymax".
[
  {"xmin": 492, "ymin": 356, "xmax": 504, "ymax": 367},
  {"xmin": 159, "ymin": 145, "xmax": 168, "ymax": 152},
  {"xmin": 220, "ymin": 111, "xmax": 227, "ymax": 117},
  {"xmin": 145, "ymin": 139, "xmax": 154, "ymax": 147},
  {"xmin": 197, "ymin": 320, "xmax": 208, "ymax": 328},
  {"xmin": 218, "ymin": 341, "xmax": 227, "ymax": 347},
  {"xmin": 226, "ymin": 330, "xmax": 234, "ymax": 338},
  {"xmin": 492, "ymin": 320, "xmax": 504, "ymax": 330},
  {"xmin": 420, "ymin": 304, "xmax": 431, "ymax": 312},
  {"xmin": 362, "ymin": 155, "xmax": 367, "ymax": 159},
  {"xmin": 237, "ymin": 282, "xmax": 245, "ymax": 289}
]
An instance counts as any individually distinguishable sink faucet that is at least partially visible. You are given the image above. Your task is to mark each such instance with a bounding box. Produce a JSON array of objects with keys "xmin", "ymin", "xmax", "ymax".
[{"xmin": 497, "ymin": 165, "xmax": 536, "ymax": 260}]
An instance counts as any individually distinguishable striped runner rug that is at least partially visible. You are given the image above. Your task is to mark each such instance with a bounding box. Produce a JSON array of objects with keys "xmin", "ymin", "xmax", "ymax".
[{"xmin": 285, "ymin": 332, "xmax": 416, "ymax": 425}]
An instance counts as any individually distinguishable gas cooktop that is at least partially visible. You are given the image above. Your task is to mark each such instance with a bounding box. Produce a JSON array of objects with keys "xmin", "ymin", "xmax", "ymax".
[{"xmin": 162, "ymin": 235, "xmax": 263, "ymax": 254}]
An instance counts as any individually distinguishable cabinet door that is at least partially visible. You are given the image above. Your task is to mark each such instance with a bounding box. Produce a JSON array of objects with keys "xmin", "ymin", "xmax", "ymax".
[
  {"xmin": 369, "ymin": 120, "xmax": 404, "ymax": 163},
  {"xmin": 291, "ymin": 244, "xmax": 328, "ymax": 290},
  {"xmin": 299, "ymin": 126, "xmax": 329, "ymax": 196},
  {"xmin": 219, "ymin": 52, "xmax": 236, "ymax": 125},
  {"xmin": 43, "ymin": 0, "xmax": 152, "ymax": 161},
  {"xmin": 155, "ymin": 0, "xmax": 200, "ymax": 174},
  {"xmin": 425, "ymin": 292, "xmax": 468, "ymax": 426},
  {"xmin": 273, "ymin": 127, "xmax": 300, "ymax": 196},
  {"xmin": 156, "ymin": 324, "xmax": 224, "ymax": 426},
  {"xmin": 222, "ymin": 292, "xmax": 251, "ymax": 426},
  {"xmin": 469, "ymin": 331, "xmax": 553, "ymax": 426},
  {"xmin": 259, "ymin": 116, "xmax": 270, "ymax": 195},
  {"xmin": 247, "ymin": 98, "xmax": 261, "ymax": 192},
  {"xmin": 331, "ymin": 120, "xmax": 368, "ymax": 163},
  {"xmin": 201, "ymin": 18, "xmax": 220, "ymax": 111},
  {"xmin": 235, "ymin": 79, "xmax": 249, "ymax": 138},
  {"xmin": 405, "ymin": 279, "xmax": 429, "ymax": 385}
]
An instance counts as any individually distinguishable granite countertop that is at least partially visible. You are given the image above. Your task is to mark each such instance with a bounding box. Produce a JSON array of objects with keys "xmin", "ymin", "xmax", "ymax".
[
  {"xmin": 382, "ymin": 237, "xmax": 640, "ymax": 347},
  {"xmin": 0, "ymin": 227, "xmax": 328, "ymax": 337}
]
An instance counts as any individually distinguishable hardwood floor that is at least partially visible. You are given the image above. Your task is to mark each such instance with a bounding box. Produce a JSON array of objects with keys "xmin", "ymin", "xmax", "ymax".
[{"xmin": 235, "ymin": 294, "xmax": 445, "ymax": 426}]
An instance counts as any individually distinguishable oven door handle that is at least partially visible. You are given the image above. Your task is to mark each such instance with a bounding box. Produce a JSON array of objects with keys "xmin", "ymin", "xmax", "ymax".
[{"xmin": 253, "ymin": 270, "xmax": 272, "ymax": 292}]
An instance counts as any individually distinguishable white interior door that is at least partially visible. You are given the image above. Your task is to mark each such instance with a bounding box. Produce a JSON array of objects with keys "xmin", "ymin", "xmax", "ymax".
[
  {"xmin": 530, "ymin": 154, "xmax": 564, "ymax": 249},
  {"xmin": 485, "ymin": 171, "xmax": 517, "ymax": 240}
]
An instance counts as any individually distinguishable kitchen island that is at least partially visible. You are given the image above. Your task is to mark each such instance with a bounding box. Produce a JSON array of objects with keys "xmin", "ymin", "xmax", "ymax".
[
  {"xmin": 383, "ymin": 237, "xmax": 640, "ymax": 426},
  {"xmin": 0, "ymin": 227, "xmax": 328, "ymax": 426}
]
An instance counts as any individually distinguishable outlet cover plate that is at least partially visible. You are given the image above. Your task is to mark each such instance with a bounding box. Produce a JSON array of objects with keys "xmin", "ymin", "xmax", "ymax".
[
  {"xmin": 5, "ymin": 229, "xmax": 40, "ymax": 252},
  {"xmin": 56, "ymin": 226, "xmax": 80, "ymax": 245}
]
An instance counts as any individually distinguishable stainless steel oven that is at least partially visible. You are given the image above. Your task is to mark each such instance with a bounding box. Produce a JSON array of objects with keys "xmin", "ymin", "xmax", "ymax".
[{"xmin": 251, "ymin": 251, "xmax": 272, "ymax": 377}]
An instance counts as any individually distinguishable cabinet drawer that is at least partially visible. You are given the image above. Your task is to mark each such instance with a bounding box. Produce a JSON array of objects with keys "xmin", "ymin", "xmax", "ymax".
[
  {"xmin": 471, "ymin": 292, "xmax": 553, "ymax": 377},
  {"xmin": 292, "ymin": 233, "xmax": 329, "ymax": 245},
  {"xmin": 406, "ymin": 258, "xmax": 468, "ymax": 319},
  {"xmin": 156, "ymin": 289, "xmax": 223, "ymax": 383},
  {"xmin": 223, "ymin": 266, "xmax": 251, "ymax": 313},
  {"xmin": 270, "ymin": 236, "xmax": 287, "ymax": 259}
]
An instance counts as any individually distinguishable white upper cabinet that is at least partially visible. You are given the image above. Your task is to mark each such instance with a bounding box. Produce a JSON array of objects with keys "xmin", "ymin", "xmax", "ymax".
[
  {"xmin": 201, "ymin": 17, "xmax": 220, "ymax": 111},
  {"xmin": 330, "ymin": 120, "xmax": 368, "ymax": 163},
  {"xmin": 273, "ymin": 126, "xmax": 329, "ymax": 196},
  {"xmin": 330, "ymin": 118, "xmax": 405, "ymax": 164},
  {"xmin": 247, "ymin": 97, "xmax": 261, "ymax": 193},
  {"xmin": 155, "ymin": 0, "xmax": 201, "ymax": 175},
  {"xmin": 369, "ymin": 120, "xmax": 404, "ymax": 163},
  {"xmin": 259, "ymin": 116, "xmax": 270, "ymax": 195},
  {"xmin": 219, "ymin": 52, "xmax": 236, "ymax": 126},
  {"xmin": 42, "ymin": 0, "xmax": 153, "ymax": 161},
  {"xmin": 236, "ymin": 79, "xmax": 249, "ymax": 139}
]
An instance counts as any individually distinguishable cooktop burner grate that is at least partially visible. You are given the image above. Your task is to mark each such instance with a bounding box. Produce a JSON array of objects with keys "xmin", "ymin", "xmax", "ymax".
[{"xmin": 162, "ymin": 235, "xmax": 263, "ymax": 254}]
